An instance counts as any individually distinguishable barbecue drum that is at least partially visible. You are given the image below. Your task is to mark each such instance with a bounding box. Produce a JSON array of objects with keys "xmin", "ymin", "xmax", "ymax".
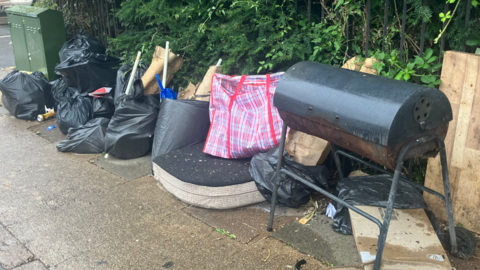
[{"xmin": 274, "ymin": 61, "xmax": 453, "ymax": 169}]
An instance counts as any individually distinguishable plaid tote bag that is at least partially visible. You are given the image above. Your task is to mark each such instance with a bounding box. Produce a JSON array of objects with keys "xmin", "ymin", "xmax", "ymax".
[{"xmin": 204, "ymin": 72, "xmax": 284, "ymax": 159}]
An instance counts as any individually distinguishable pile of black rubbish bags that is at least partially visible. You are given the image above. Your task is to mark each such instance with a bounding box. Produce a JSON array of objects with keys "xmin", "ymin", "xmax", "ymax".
[{"xmin": 0, "ymin": 30, "xmax": 159, "ymax": 159}]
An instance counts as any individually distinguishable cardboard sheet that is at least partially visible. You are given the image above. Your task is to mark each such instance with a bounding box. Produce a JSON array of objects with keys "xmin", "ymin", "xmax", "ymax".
[{"xmin": 349, "ymin": 206, "xmax": 451, "ymax": 270}]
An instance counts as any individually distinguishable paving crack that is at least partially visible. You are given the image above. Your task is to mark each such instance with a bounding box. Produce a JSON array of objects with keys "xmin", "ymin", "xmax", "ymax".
[{"xmin": 0, "ymin": 220, "xmax": 45, "ymax": 270}]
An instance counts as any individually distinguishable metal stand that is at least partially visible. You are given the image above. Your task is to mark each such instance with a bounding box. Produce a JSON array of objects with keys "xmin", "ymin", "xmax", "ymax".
[{"xmin": 267, "ymin": 125, "xmax": 458, "ymax": 270}]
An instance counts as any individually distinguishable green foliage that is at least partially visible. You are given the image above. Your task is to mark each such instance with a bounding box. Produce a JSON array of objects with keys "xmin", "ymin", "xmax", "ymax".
[
  {"xmin": 110, "ymin": 0, "xmax": 450, "ymax": 88},
  {"xmin": 111, "ymin": 0, "xmax": 355, "ymax": 86},
  {"xmin": 215, "ymin": 228, "xmax": 236, "ymax": 239},
  {"xmin": 112, "ymin": 0, "xmax": 310, "ymax": 85},
  {"xmin": 34, "ymin": 0, "xmax": 57, "ymax": 9},
  {"xmin": 354, "ymin": 48, "xmax": 441, "ymax": 87},
  {"xmin": 407, "ymin": 0, "xmax": 433, "ymax": 25},
  {"xmin": 410, "ymin": 158, "xmax": 428, "ymax": 185}
]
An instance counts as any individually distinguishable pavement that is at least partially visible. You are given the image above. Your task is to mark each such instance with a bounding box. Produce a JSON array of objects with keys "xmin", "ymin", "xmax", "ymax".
[{"xmin": 0, "ymin": 105, "xmax": 331, "ymax": 270}]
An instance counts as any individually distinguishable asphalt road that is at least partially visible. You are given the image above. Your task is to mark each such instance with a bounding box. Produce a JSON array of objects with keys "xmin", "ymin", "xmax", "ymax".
[{"xmin": 0, "ymin": 12, "xmax": 15, "ymax": 69}]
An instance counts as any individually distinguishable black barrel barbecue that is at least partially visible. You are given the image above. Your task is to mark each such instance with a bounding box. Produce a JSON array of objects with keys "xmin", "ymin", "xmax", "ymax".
[{"xmin": 266, "ymin": 61, "xmax": 463, "ymax": 269}]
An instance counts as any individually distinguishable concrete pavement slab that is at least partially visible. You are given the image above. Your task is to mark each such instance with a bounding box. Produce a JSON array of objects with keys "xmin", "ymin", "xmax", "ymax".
[
  {"xmin": 52, "ymin": 211, "xmax": 244, "ymax": 270},
  {"xmin": 54, "ymin": 213, "xmax": 328, "ymax": 270},
  {"xmin": 0, "ymin": 115, "xmax": 125, "ymax": 227},
  {"xmin": 7, "ymin": 177, "xmax": 190, "ymax": 268},
  {"xmin": 222, "ymin": 236, "xmax": 325, "ymax": 270},
  {"xmin": 92, "ymin": 154, "xmax": 152, "ymax": 181},
  {"xmin": 0, "ymin": 145, "xmax": 126, "ymax": 225},
  {"xmin": 0, "ymin": 225, "xmax": 34, "ymax": 269},
  {"xmin": 272, "ymin": 215, "xmax": 362, "ymax": 267},
  {"xmin": 184, "ymin": 206, "xmax": 297, "ymax": 244},
  {"xmin": 27, "ymin": 119, "xmax": 66, "ymax": 144},
  {"xmin": 255, "ymin": 201, "xmax": 311, "ymax": 217},
  {"xmin": 12, "ymin": 261, "xmax": 47, "ymax": 270}
]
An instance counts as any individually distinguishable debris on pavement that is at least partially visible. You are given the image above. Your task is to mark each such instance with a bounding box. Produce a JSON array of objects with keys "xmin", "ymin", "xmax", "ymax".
[
  {"xmin": 114, "ymin": 63, "xmax": 148, "ymax": 107},
  {"xmin": 351, "ymin": 206, "xmax": 453, "ymax": 269},
  {"xmin": 37, "ymin": 107, "xmax": 56, "ymax": 122},
  {"xmin": 203, "ymin": 72, "xmax": 284, "ymax": 159},
  {"xmin": 249, "ymin": 145, "xmax": 328, "ymax": 208},
  {"xmin": 0, "ymin": 70, "xmax": 53, "ymax": 121},
  {"xmin": 298, "ymin": 198, "xmax": 318, "ymax": 225},
  {"xmin": 285, "ymin": 129, "xmax": 330, "ymax": 166},
  {"xmin": 141, "ymin": 46, "xmax": 184, "ymax": 95},
  {"xmin": 105, "ymin": 80, "xmax": 159, "ymax": 159},
  {"xmin": 57, "ymin": 92, "xmax": 93, "ymax": 134},
  {"xmin": 57, "ymin": 118, "xmax": 110, "ymax": 154},
  {"xmin": 92, "ymin": 90, "xmax": 115, "ymax": 119},
  {"xmin": 151, "ymin": 98, "xmax": 210, "ymax": 160},
  {"xmin": 55, "ymin": 51, "xmax": 119, "ymax": 94},
  {"xmin": 194, "ymin": 61, "xmax": 221, "ymax": 102},
  {"xmin": 331, "ymin": 175, "xmax": 439, "ymax": 237},
  {"xmin": 59, "ymin": 29, "xmax": 106, "ymax": 62},
  {"xmin": 49, "ymin": 77, "xmax": 75, "ymax": 110},
  {"xmin": 325, "ymin": 203, "xmax": 336, "ymax": 219},
  {"xmin": 294, "ymin": 259, "xmax": 306, "ymax": 270}
]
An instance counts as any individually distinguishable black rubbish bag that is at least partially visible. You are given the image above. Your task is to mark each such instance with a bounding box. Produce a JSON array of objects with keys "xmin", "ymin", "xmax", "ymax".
[
  {"xmin": 0, "ymin": 70, "xmax": 52, "ymax": 120},
  {"xmin": 152, "ymin": 99, "xmax": 210, "ymax": 160},
  {"xmin": 50, "ymin": 77, "xmax": 77, "ymax": 110},
  {"xmin": 57, "ymin": 93, "xmax": 93, "ymax": 134},
  {"xmin": 331, "ymin": 175, "xmax": 443, "ymax": 241},
  {"xmin": 105, "ymin": 80, "xmax": 160, "ymax": 159},
  {"xmin": 55, "ymin": 51, "xmax": 120, "ymax": 94},
  {"xmin": 249, "ymin": 145, "xmax": 329, "ymax": 208},
  {"xmin": 92, "ymin": 90, "xmax": 115, "ymax": 119},
  {"xmin": 59, "ymin": 29, "xmax": 106, "ymax": 62},
  {"xmin": 114, "ymin": 63, "xmax": 148, "ymax": 107},
  {"xmin": 56, "ymin": 118, "xmax": 110, "ymax": 153}
]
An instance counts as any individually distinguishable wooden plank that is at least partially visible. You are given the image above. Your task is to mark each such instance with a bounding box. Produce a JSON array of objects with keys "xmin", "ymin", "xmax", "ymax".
[
  {"xmin": 466, "ymin": 61, "xmax": 480, "ymax": 151},
  {"xmin": 451, "ymin": 148, "xmax": 480, "ymax": 232},
  {"xmin": 424, "ymin": 51, "xmax": 480, "ymax": 234},
  {"xmin": 424, "ymin": 160, "xmax": 460, "ymax": 221},
  {"xmin": 439, "ymin": 51, "xmax": 467, "ymax": 104},
  {"xmin": 445, "ymin": 103, "xmax": 460, "ymax": 163},
  {"xmin": 453, "ymin": 168, "xmax": 478, "ymax": 229},
  {"xmin": 463, "ymin": 148, "xmax": 480, "ymax": 171},
  {"xmin": 450, "ymin": 56, "xmax": 478, "ymax": 168}
]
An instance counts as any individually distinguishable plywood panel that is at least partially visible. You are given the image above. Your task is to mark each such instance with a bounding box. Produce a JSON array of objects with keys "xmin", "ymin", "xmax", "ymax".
[
  {"xmin": 424, "ymin": 51, "xmax": 480, "ymax": 233},
  {"xmin": 451, "ymin": 56, "xmax": 478, "ymax": 168},
  {"xmin": 424, "ymin": 161, "xmax": 460, "ymax": 222},
  {"xmin": 439, "ymin": 52, "xmax": 467, "ymax": 104},
  {"xmin": 445, "ymin": 103, "xmax": 460, "ymax": 162},
  {"xmin": 466, "ymin": 68, "xmax": 480, "ymax": 151}
]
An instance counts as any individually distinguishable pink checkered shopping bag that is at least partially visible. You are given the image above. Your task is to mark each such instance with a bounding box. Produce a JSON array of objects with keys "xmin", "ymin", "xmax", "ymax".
[{"xmin": 203, "ymin": 72, "xmax": 285, "ymax": 159}]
